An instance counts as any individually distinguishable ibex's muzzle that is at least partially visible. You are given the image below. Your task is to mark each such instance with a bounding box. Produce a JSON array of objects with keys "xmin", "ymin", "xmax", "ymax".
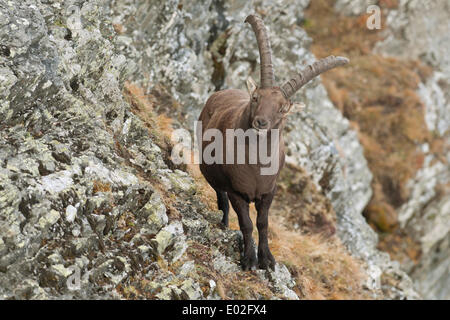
[{"xmin": 252, "ymin": 116, "xmax": 270, "ymax": 130}]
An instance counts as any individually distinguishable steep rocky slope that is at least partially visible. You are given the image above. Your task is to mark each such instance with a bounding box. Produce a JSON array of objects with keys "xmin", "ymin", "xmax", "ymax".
[{"xmin": 0, "ymin": 0, "xmax": 422, "ymax": 299}]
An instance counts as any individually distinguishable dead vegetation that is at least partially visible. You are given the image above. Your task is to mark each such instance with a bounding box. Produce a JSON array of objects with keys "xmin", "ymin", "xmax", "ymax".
[{"xmin": 274, "ymin": 164, "xmax": 336, "ymax": 236}]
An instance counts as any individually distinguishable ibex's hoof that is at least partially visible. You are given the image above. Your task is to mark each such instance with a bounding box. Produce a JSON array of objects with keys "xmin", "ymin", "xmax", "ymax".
[
  {"xmin": 258, "ymin": 250, "xmax": 276, "ymax": 271},
  {"xmin": 219, "ymin": 221, "xmax": 228, "ymax": 230},
  {"xmin": 242, "ymin": 253, "xmax": 258, "ymax": 271}
]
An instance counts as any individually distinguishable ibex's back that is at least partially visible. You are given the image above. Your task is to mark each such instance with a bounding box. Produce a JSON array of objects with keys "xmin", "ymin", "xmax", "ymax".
[{"xmin": 199, "ymin": 89, "xmax": 249, "ymax": 133}]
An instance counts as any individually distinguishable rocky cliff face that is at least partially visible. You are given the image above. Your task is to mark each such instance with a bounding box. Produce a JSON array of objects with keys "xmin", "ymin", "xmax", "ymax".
[
  {"xmin": 376, "ymin": 1, "xmax": 450, "ymax": 300},
  {"xmin": 0, "ymin": 0, "xmax": 425, "ymax": 299},
  {"xmin": 334, "ymin": 0, "xmax": 450, "ymax": 300}
]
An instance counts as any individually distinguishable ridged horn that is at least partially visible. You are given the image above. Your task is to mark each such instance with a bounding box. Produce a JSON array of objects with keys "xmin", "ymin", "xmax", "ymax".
[
  {"xmin": 281, "ymin": 55, "xmax": 349, "ymax": 98},
  {"xmin": 245, "ymin": 15, "xmax": 275, "ymax": 89}
]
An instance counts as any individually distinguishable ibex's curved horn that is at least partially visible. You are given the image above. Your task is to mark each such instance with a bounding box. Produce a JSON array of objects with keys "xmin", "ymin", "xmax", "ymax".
[
  {"xmin": 281, "ymin": 56, "xmax": 349, "ymax": 98},
  {"xmin": 245, "ymin": 15, "xmax": 275, "ymax": 89}
]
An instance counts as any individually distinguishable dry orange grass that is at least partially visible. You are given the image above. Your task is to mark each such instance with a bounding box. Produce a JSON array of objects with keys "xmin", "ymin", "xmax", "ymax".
[
  {"xmin": 93, "ymin": 180, "xmax": 112, "ymax": 193},
  {"xmin": 226, "ymin": 205, "xmax": 371, "ymax": 299}
]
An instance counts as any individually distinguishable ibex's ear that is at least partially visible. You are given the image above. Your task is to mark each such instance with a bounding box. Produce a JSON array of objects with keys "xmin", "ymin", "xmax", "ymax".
[
  {"xmin": 246, "ymin": 76, "xmax": 257, "ymax": 95},
  {"xmin": 291, "ymin": 102, "xmax": 306, "ymax": 113}
]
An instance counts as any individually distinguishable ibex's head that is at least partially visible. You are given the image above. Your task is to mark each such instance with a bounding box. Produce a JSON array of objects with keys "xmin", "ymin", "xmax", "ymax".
[{"xmin": 244, "ymin": 15, "xmax": 349, "ymax": 133}]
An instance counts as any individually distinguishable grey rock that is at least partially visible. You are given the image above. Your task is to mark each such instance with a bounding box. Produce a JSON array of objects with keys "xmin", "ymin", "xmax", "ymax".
[
  {"xmin": 51, "ymin": 264, "xmax": 74, "ymax": 278},
  {"xmin": 65, "ymin": 205, "xmax": 77, "ymax": 223},
  {"xmin": 140, "ymin": 192, "xmax": 168, "ymax": 235},
  {"xmin": 179, "ymin": 261, "xmax": 195, "ymax": 278},
  {"xmin": 212, "ymin": 252, "xmax": 241, "ymax": 274},
  {"xmin": 180, "ymin": 279, "xmax": 203, "ymax": 300},
  {"xmin": 151, "ymin": 221, "xmax": 184, "ymax": 256},
  {"xmin": 166, "ymin": 236, "xmax": 188, "ymax": 263},
  {"xmin": 47, "ymin": 252, "xmax": 63, "ymax": 265},
  {"xmin": 38, "ymin": 209, "xmax": 61, "ymax": 230},
  {"xmin": 263, "ymin": 264, "xmax": 299, "ymax": 300}
]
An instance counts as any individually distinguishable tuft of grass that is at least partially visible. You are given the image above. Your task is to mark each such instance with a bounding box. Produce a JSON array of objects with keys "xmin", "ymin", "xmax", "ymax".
[{"xmin": 93, "ymin": 180, "xmax": 111, "ymax": 194}]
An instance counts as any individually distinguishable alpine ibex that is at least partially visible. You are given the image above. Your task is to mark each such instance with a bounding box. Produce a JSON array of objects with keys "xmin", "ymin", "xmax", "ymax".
[{"xmin": 198, "ymin": 15, "xmax": 349, "ymax": 270}]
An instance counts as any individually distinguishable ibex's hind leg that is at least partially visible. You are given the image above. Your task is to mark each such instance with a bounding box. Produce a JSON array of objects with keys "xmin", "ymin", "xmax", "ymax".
[
  {"xmin": 215, "ymin": 190, "xmax": 229, "ymax": 228},
  {"xmin": 255, "ymin": 190, "xmax": 276, "ymax": 270},
  {"xmin": 228, "ymin": 192, "xmax": 257, "ymax": 271}
]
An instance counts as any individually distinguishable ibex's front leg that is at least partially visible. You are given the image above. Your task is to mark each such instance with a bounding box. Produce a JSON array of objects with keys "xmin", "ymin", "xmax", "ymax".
[
  {"xmin": 255, "ymin": 190, "xmax": 276, "ymax": 270},
  {"xmin": 228, "ymin": 192, "xmax": 257, "ymax": 270},
  {"xmin": 215, "ymin": 190, "xmax": 229, "ymax": 228}
]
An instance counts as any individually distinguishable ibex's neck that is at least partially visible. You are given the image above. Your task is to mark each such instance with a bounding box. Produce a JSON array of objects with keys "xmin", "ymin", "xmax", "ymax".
[{"xmin": 236, "ymin": 102, "xmax": 252, "ymax": 131}]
